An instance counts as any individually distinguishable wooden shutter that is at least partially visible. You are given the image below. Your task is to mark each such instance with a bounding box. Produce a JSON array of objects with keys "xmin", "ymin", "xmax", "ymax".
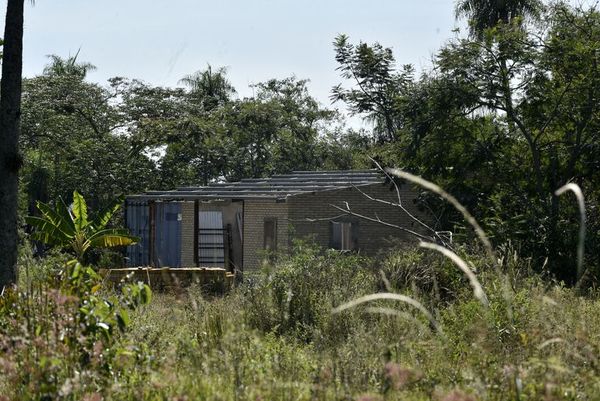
[
  {"xmin": 330, "ymin": 220, "xmax": 358, "ymax": 251},
  {"xmin": 264, "ymin": 218, "xmax": 277, "ymax": 251},
  {"xmin": 330, "ymin": 221, "xmax": 342, "ymax": 249}
]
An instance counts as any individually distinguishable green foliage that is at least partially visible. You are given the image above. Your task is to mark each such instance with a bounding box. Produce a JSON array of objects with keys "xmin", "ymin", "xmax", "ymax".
[
  {"xmin": 379, "ymin": 247, "xmax": 474, "ymax": 304},
  {"xmin": 332, "ymin": 34, "xmax": 415, "ymax": 143},
  {"xmin": 157, "ymin": 75, "xmax": 339, "ymax": 187},
  {"xmin": 6, "ymin": 1, "xmax": 600, "ymax": 399},
  {"xmin": 244, "ymin": 241, "xmax": 377, "ymax": 342},
  {"xmin": 4, "ymin": 244, "xmax": 600, "ymax": 400},
  {"xmin": 455, "ymin": 0, "xmax": 543, "ymax": 38},
  {"xmin": 19, "ymin": 57, "xmax": 346, "ymax": 198},
  {"xmin": 25, "ymin": 191, "xmax": 138, "ymax": 263},
  {"xmin": 20, "ymin": 65, "xmax": 159, "ymax": 211},
  {"xmin": 0, "ymin": 254, "xmax": 152, "ymax": 401},
  {"xmin": 179, "ymin": 64, "xmax": 236, "ymax": 112},
  {"xmin": 332, "ymin": 3, "xmax": 600, "ymax": 281},
  {"xmin": 43, "ymin": 50, "xmax": 97, "ymax": 78}
]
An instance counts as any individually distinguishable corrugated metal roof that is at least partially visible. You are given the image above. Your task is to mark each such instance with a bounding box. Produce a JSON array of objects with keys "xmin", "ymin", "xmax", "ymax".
[{"xmin": 128, "ymin": 169, "xmax": 384, "ymax": 201}]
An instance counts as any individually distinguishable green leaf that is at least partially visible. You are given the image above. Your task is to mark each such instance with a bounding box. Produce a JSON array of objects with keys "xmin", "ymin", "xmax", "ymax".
[
  {"xmin": 141, "ymin": 284, "xmax": 152, "ymax": 304},
  {"xmin": 92, "ymin": 196, "xmax": 124, "ymax": 230},
  {"xmin": 35, "ymin": 201, "xmax": 75, "ymax": 237},
  {"xmin": 25, "ymin": 216, "xmax": 72, "ymax": 245},
  {"xmin": 117, "ymin": 309, "xmax": 130, "ymax": 331},
  {"xmin": 87, "ymin": 228, "xmax": 139, "ymax": 248},
  {"xmin": 72, "ymin": 190, "xmax": 88, "ymax": 231}
]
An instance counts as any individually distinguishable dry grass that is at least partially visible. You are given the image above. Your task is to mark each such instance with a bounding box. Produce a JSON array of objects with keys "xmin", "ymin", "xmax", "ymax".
[
  {"xmin": 419, "ymin": 241, "xmax": 489, "ymax": 307},
  {"xmin": 2, "ymin": 248, "xmax": 600, "ymax": 400},
  {"xmin": 555, "ymin": 183, "xmax": 586, "ymax": 284}
]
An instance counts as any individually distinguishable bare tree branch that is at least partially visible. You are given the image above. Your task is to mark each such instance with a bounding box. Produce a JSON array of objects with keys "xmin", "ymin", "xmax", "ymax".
[
  {"xmin": 329, "ymin": 202, "xmax": 433, "ymax": 242},
  {"xmin": 367, "ymin": 157, "xmax": 450, "ymax": 245}
]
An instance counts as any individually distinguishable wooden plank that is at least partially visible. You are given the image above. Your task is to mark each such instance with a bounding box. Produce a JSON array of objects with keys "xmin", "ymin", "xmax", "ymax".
[{"xmin": 99, "ymin": 267, "xmax": 234, "ymax": 293}]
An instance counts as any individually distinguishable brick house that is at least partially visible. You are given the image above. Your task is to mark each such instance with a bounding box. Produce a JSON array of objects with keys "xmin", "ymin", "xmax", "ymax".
[{"xmin": 125, "ymin": 170, "xmax": 430, "ymax": 272}]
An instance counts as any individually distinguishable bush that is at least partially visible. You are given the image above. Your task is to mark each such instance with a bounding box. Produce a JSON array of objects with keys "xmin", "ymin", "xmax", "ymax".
[
  {"xmin": 1, "ymin": 257, "xmax": 152, "ymax": 401},
  {"xmin": 378, "ymin": 246, "xmax": 482, "ymax": 306},
  {"xmin": 244, "ymin": 240, "xmax": 378, "ymax": 343}
]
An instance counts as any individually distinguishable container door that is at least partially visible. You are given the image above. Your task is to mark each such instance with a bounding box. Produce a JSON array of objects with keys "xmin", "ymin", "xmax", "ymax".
[
  {"xmin": 198, "ymin": 211, "xmax": 225, "ymax": 267},
  {"xmin": 126, "ymin": 201, "xmax": 150, "ymax": 266},
  {"xmin": 153, "ymin": 202, "xmax": 182, "ymax": 267}
]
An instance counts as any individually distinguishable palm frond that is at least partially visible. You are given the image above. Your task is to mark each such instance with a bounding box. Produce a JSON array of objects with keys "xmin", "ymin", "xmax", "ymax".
[
  {"xmin": 92, "ymin": 197, "xmax": 124, "ymax": 230},
  {"xmin": 25, "ymin": 216, "xmax": 72, "ymax": 245},
  {"xmin": 87, "ymin": 228, "xmax": 139, "ymax": 248},
  {"xmin": 35, "ymin": 201, "xmax": 75, "ymax": 237},
  {"xmin": 71, "ymin": 190, "xmax": 88, "ymax": 231}
]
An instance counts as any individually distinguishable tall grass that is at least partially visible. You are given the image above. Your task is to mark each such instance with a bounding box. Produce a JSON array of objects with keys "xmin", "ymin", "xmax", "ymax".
[
  {"xmin": 555, "ymin": 183, "xmax": 587, "ymax": 284},
  {"xmin": 2, "ymin": 242, "xmax": 600, "ymax": 400}
]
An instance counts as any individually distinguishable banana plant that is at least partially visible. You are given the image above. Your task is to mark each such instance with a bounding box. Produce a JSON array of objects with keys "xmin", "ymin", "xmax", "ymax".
[{"xmin": 26, "ymin": 191, "xmax": 139, "ymax": 263}]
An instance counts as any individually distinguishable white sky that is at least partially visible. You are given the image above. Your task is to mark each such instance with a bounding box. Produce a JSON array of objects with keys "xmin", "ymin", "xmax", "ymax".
[{"xmin": 9, "ymin": 0, "xmax": 459, "ymax": 108}]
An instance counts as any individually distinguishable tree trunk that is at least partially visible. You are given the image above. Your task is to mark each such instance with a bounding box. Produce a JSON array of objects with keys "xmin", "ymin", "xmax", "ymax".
[
  {"xmin": 498, "ymin": 51, "xmax": 544, "ymax": 198},
  {"xmin": 0, "ymin": 0, "xmax": 25, "ymax": 290}
]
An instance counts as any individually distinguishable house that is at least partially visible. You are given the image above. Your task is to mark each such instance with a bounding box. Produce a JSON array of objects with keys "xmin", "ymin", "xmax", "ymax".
[{"xmin": 124, "ymin": 169, "xmax": 430, "ymax": 272}]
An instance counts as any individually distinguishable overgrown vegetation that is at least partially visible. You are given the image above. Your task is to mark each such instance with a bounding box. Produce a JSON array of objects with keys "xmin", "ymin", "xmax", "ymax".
[
  {"xmin": 2, "ymin": 242, "xmax": 600, "ymax": 400},
  {"xmin": 25, "ymin": 191, "xmax": 138, "ymax": 263},
  {"xmin": 10, "ymin": 0, "xmax": 598, "ymax": 284},
  {"xmin": 1, "ymin": 0, "xmax": 600, "ymax": 399}
]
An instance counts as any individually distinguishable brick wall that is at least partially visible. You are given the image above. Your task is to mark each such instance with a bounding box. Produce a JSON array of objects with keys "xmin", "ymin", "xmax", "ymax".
[
  {"xmin": 288, "ymin": 182, "xmax": 431, "ymax": 257},
  {"xmin": 179, "ymin": 200, "xmax": 244, "ymax": 269},
  {"xmin": 180, "ymin": 201, "xmax": 196, "ymax": 267},
  {"xmin": 242, "ymin": 200, "xmax": 289, "ymax": 270},
  {"xmin": 178, "ymin": 183, "xmax": 429, "ymax": 270}
]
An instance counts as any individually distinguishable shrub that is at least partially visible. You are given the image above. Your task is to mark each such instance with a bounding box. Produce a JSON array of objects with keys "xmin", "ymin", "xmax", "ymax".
[
  {"xmin": 244, "ymin": 240, "xmax": 377, "ymax": 343},
  {"xmin": 378, "ymin": 246, "xmax": 479, "ymax": 305},
  {"xmin": 0, "ymin": 258, "xmax": 152, "ymax": 401}
]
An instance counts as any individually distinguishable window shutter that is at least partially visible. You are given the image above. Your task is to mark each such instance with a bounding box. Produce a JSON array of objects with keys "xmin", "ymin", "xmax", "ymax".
[
  {"xmin": 350, "ymin": 219, "xmax": 359, "ymax": 251},
  {"xmin": 330, "ymin": 221, "xmax": 342, "ymax": 249},
  {"xmin": 264, "ymin": 218, "xmax": 277, "ymax": 251}
]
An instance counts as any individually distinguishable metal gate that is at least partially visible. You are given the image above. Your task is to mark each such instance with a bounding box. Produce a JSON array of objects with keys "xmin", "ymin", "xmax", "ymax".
[
  {"xmin": 198, "ymin": 211, "xmax": 225, "ymax": 267},
  {"xmin": 153, "ymin": 202, "xmax": 182, "ymax": 267},
  {"xmin": 126, "ymin": 201, "xmax": 150, "ymax": 266}
]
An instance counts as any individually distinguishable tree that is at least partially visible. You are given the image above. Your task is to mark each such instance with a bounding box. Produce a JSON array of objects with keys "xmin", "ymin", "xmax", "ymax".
[
  {"xmin": 331, "ymin": 34, "xmax": 414, "ymax": 143},
  {"xmin": 0, "ymin": 0, "xmax": 25, "ymax": 289},
  {"xmin": 454, "ymin": 0, "xmax": 544, "ymax": 183},
  {"xmin": 331, "ymin": 2, "xmax": 600, "ymax": 282},
  {"xmin": 25, "ymin": 191, "xmax": 138, "ymax": 263},
  {"xmin": 43, "ymin": 50, "xmax": 97, "ymax": 79},
  {"xmin": 155, "ymin": 76, "xmax": 338, "ymax": 186},
  {"xmin": 455, "ymin": 0, "xmax": 543, "ymax": 39},
  {"xmin": 20, "ymin": 66, "xmax": 161, "ymax": 212},
  {"xmin": 435, "ymin": 3, "xmax": 600, "ymax": 277},
  {"xmin": 179, "ymin": 64, "xmax": 236, "ymax": 112}
]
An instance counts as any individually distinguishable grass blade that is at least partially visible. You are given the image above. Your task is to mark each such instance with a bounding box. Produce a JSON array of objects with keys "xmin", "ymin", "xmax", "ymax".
[
  {"xmin": 333, "ymin": 292, "xmax": 442, "ymax": 334},
  {"xmin": 385, "ymin": 168, "xmax": 495, "ymax": 266},
  {"xmin": 419, "ymin": 241, "xmax": 489, "ymax": 307},
  {"xmin": 555, "ymin": 183, "xmax": 586, "ymax": 284}
]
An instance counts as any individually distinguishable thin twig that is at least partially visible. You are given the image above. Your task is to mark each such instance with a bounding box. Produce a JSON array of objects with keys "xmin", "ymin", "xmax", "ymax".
[
  {"xmin": 288, "ymin": 214, "xmax": 348, "ymax": 223},
  {"xmin": 329, "ymin": 203, "xmax": 432, "ymax": 241},
  {"xmin": 350, "ymin": 182, "xmax": 448, "ymax": 246},
  {"xmin": 385, "ymin": 168, "xmax": 496, "ymax": 266}
]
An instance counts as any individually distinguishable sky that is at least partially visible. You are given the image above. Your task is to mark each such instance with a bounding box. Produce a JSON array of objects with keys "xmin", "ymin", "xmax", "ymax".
[{"xmin": 9, "ymin": 0, "xmax": 460, "ymax": 108}]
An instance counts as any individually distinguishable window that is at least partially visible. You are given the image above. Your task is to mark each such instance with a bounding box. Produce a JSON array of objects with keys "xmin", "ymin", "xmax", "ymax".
[
  {"xmin": 264, "ymin": 217, "xmax": 277, "ymax": 252},
  {"xmin": 198, "ymin": 211, "xmax": 225, "ymax": 267},
  {"xmin": 330, "ymin": 220, "xmax": 356, "ymax": 251}
]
